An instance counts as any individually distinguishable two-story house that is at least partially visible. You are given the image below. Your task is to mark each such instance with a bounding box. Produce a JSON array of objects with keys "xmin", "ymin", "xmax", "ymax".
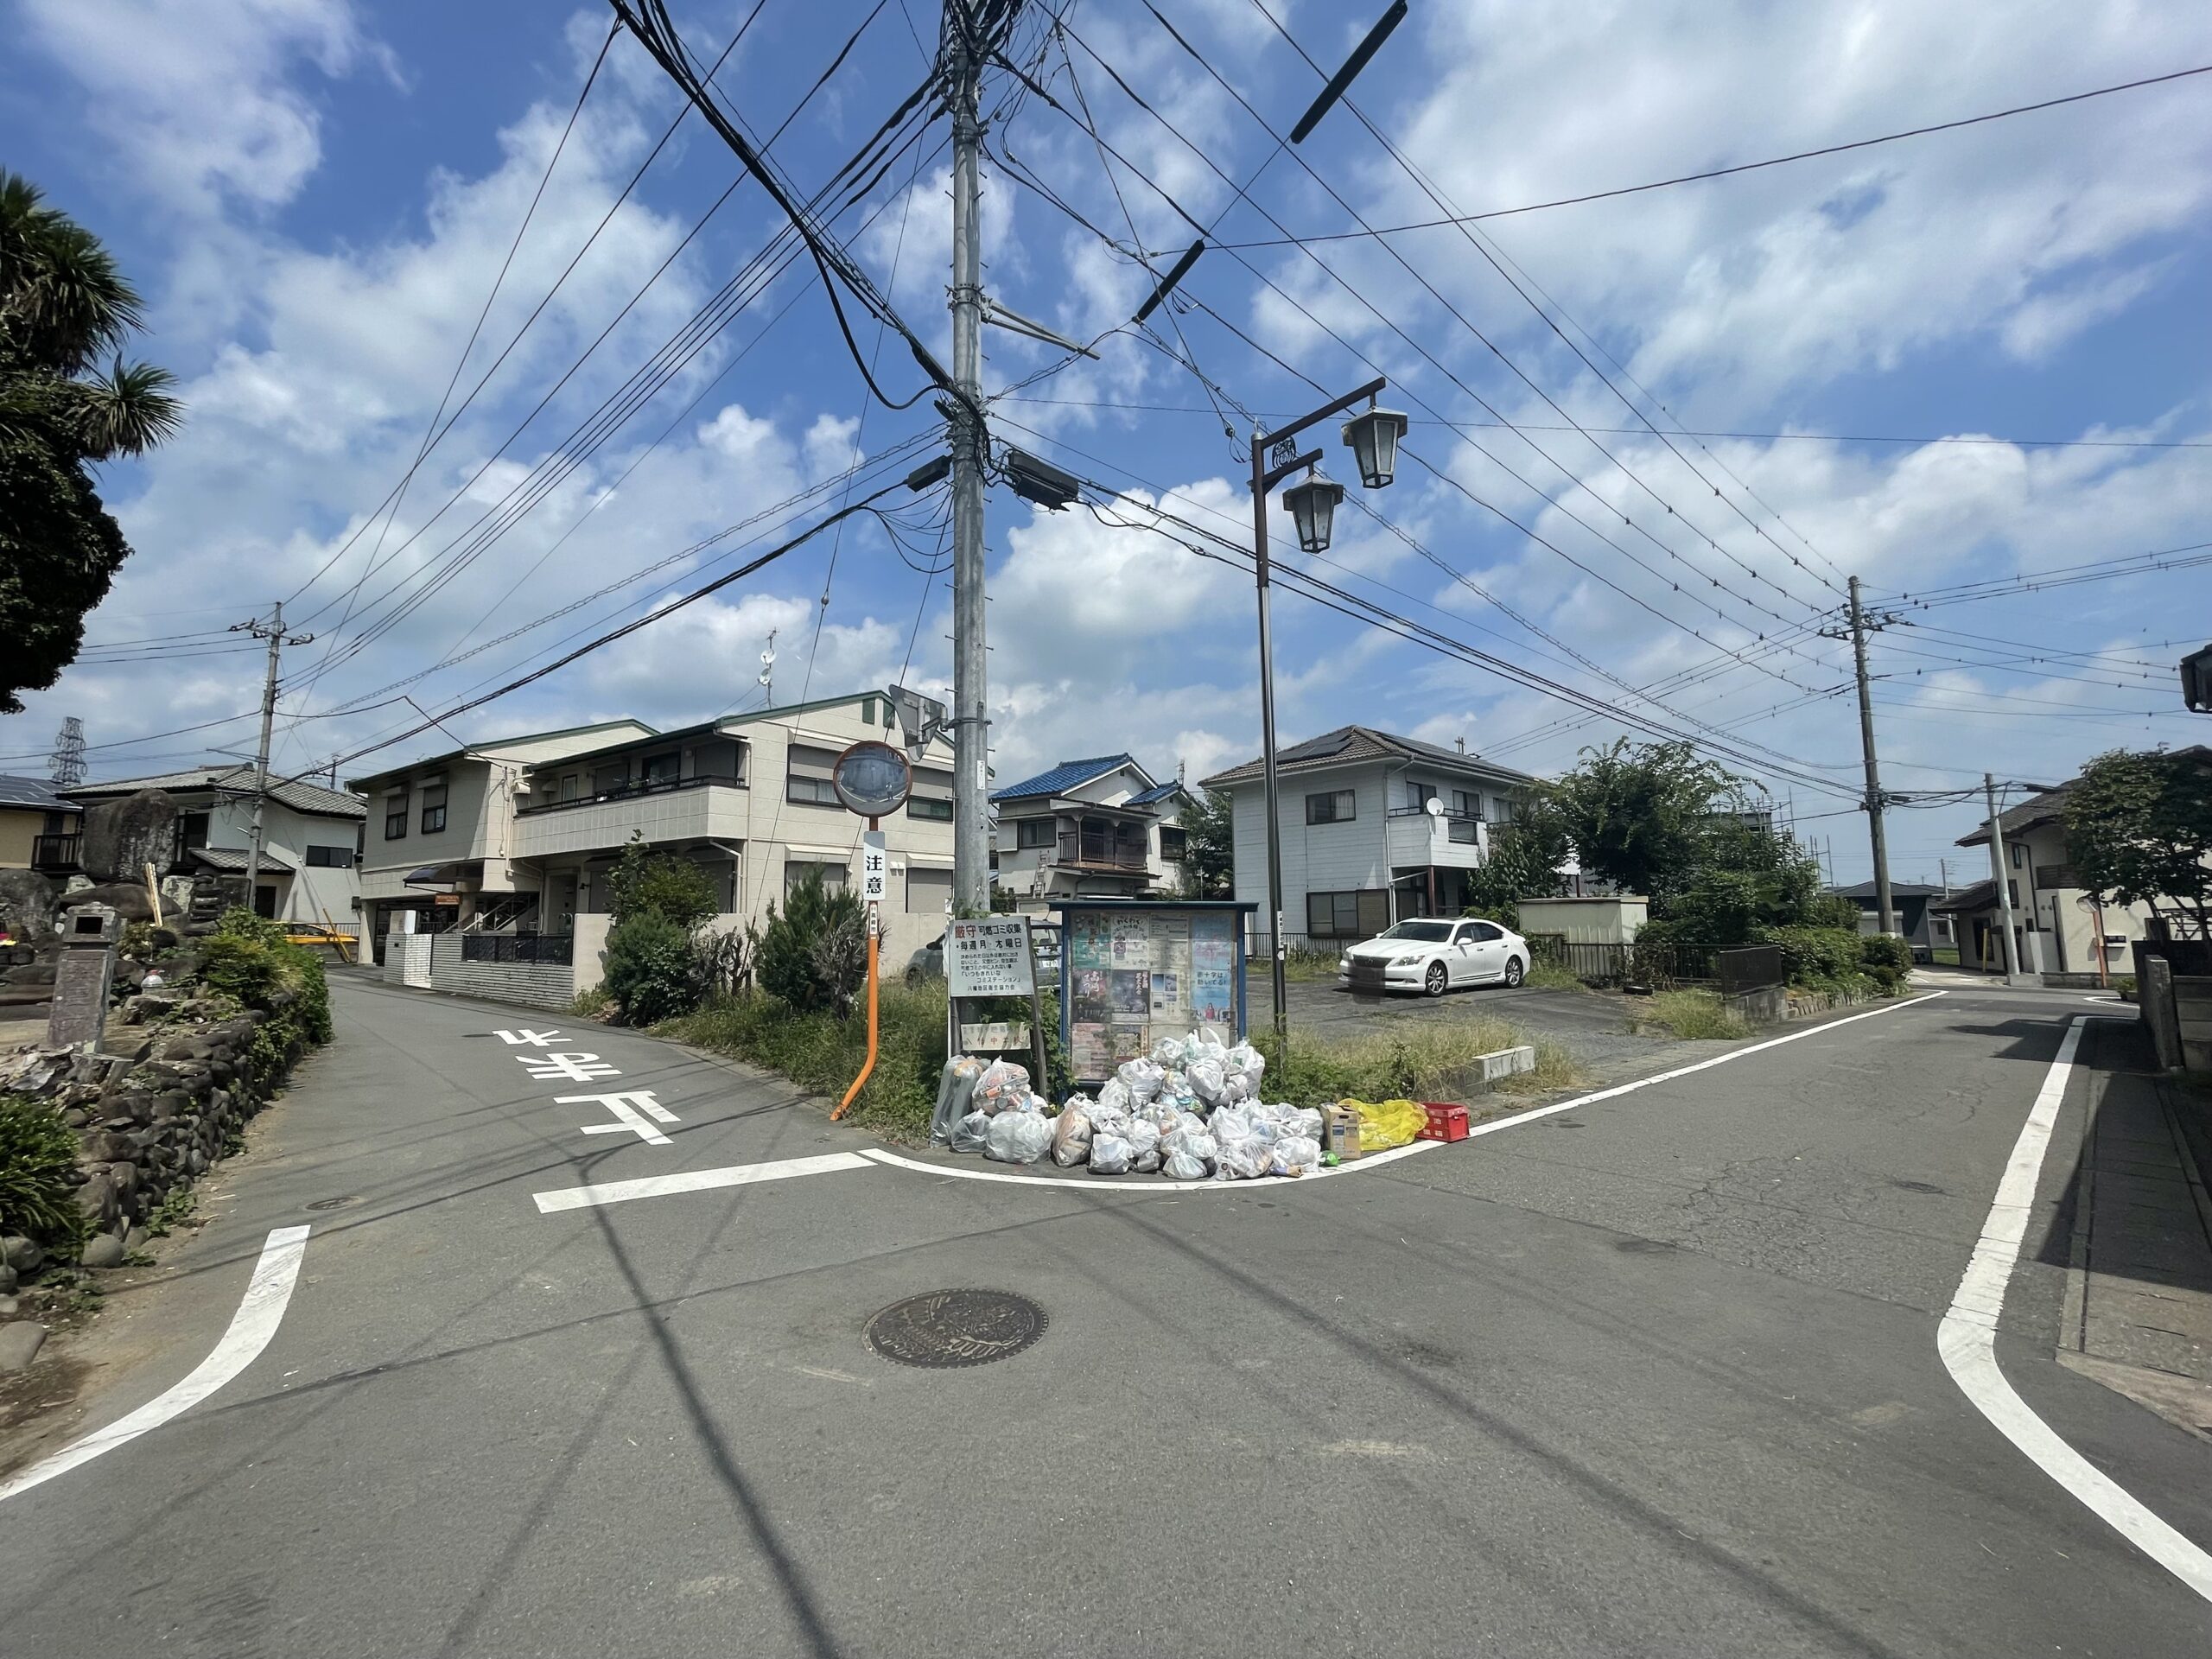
[
  {"xmin": 349, "ymin": 719, "xmax": 655, "ymax": 953},
  {"xmin": 54, "ymin": 766, "xmax": 365, "ymax": 925},
  {"xmin": 1941, "ymin": 758, "xmax": 2209, "ymax": 979},
  {"xmin": 989, "ymin": 754, "xmax": 1191, "ymax": 904},
  {"xmin": 507, "ymin": 690, "xmax": 957, "ymax": 981},
  {"xmin": 1200, "ymin": 725, "xmax": 1535, "ymax": 951}
]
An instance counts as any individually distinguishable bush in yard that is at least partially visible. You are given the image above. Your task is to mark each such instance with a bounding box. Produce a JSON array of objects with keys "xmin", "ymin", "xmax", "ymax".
[
  {"xmin": 757, "ymin": 870, "xmax": 867, "ymax": 1014},
  {"xmin": 1758, "ymin": 925, "xmax": 1866, "ymax": 988},
  {"xmin": 201, "ymin": 906, "xmax": 332, "ymax": 1045},
  {"xmin": 0, "ymin": 1092, "xmax": 88, "ymax": 1249},
  {"xmin": 603, "ymin": 910, "xmax": 699, "ymax": 1026},
  {"xmin": 603, "ymin": 832, "xmax": 719, "ymax": 930},
  {"xmin": 1859, "ymin": 933, "xmax": 1914, "ymax": 993}
]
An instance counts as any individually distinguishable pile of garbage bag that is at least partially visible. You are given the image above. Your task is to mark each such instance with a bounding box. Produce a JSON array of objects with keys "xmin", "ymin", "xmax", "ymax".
[{"xmin": 929, "ymin": 1033, "xmax": 1332, "ymax": 1180}]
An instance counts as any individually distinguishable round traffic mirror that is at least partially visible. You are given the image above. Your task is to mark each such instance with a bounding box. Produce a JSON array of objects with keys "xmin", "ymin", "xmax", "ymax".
[{"xmin": 832, "ymin": 740, "xmax": 913, "ymax": 817}]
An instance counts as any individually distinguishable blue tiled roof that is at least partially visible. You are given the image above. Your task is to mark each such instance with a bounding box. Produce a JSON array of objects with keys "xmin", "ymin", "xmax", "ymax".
[
  {"xmin": 990, "ymin": 753, "xmax": 1141, "ymax": 802},
  {"xmin": 1127, "ymin": 781, "xmax": 1185, "ymax": 805}
]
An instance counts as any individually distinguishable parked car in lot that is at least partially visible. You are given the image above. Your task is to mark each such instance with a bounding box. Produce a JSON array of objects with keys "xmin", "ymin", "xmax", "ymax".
[
  {"xmin": 906, "ymin": 933, "xmax": 945, "ymax": 985},
  {"xmin": 1339, "ymin": 918, "xmax": 1529, "ymax": 996}
]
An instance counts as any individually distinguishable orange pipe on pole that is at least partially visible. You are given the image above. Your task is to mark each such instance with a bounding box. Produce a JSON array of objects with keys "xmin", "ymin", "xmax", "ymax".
[{"xmin": 834, "ymin": 907, "xmax": 880, "ymax": 1121}]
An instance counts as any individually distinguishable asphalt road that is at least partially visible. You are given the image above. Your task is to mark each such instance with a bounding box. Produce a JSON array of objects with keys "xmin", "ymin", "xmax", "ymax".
[{"xmin": 2, "ymin": 973, "xmax": 2208, "ymax": 1656}]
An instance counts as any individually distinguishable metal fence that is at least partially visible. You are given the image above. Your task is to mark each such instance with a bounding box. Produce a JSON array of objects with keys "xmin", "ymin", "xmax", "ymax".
[
  {"xmin": 461, "ymin": 932, "xmax": 575, "ymax": 965},
  {"xmin": 1527, "ymin": 936, "xmax": 1786, "ymax": 994},
  {"xmin": 1717, "ymin": 944, "xmax": 1785, "ymax": 995}
]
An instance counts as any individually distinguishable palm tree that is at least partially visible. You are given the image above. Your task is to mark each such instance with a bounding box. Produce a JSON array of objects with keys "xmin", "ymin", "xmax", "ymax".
[{"xmin": 0, "ymin": 169, "xmax": 182, "ymax": 712}]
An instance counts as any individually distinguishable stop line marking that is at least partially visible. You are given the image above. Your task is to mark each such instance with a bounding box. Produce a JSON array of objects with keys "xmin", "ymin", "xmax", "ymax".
[{"xmin": 531, "ymin": 1151, "xmax": 875, "ymax": 1212}]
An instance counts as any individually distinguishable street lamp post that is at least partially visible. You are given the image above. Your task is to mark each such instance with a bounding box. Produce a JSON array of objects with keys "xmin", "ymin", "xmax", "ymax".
[{"xmin": 1248, "ymin": 375, "xmax": 1408, "ymax": 1046}]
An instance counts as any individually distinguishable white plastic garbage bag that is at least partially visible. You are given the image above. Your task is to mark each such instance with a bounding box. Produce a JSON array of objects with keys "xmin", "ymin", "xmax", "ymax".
[
  {"xmin": 1089, "ymin": 1134, "xmax": 1134, "ymax": 1175},
  {"xmin": 951, "ymin": 1109, "xmax": 991, "ymax": 1154},
  {"xmin": 974, "ymin": 1058, "xmax": 1031, "ymax": 1114},
  {"xmin": 1269, "ymin": 1135, "xmax": 1323, "ymax": 1176},
  {"xmin": 1052, "ymin": 1104, "xmax": 1094, "ymax": 1166},
  {"xmin": 1117, "ymin": 1058, "xmax": 1166, "ymax": 1103},
  {"xmin": 1096, "ymin": 1077, "xmax": 1133, "ymax": 1114},
  {"xmin": 1161, "ymin": 1126, "xmax": 1217, "ymax": 1169},
  {"xmin": 1214, "ymin": 1139, "xmax": 1270, "ymax": 1180},
  {"xmin": 1186, "ymin": 1058, "xmax": 1229, "ymax": 1105},
  {"xmin": 1283, "ymin": 1106, "xmax": 1325, "ymax": 1141},
  {"xmin": 1226, "ymin": 1041, "xmax": 1266, "ymax": 1087},
  {"xmin": 1151, "ymin": 1035, "xmax": 1185, "ymax": 1067},
  {"xmin": 1126, "ymin": 1118, "xmax": 1162, "ymax": 1173},
  {"xmin": 985, "ymin": 1110, "xmax": 1054, "ymax": 1164},
  {"xmin": 1161, "ymin": 1149, "xmax": 1209, "ymax": 1180},
  {"xmin": 930, "ymin": 1055, "xmax": 986, "ymax": 1145}
]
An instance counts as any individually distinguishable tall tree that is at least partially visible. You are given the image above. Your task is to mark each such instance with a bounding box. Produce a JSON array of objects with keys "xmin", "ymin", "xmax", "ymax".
[
  {"xmin": 1549, "ymin": 738, "xmax": 1734, "ymax": 901},
  {"xmin": 2064, "ymin": 747, "xmax": 2212, "ymax": 939},
  {"xmin": 0, "ymin": 171, "xmax": 182, "ymax": 713},
  {"xmin": 1177, "ymin": 785, "xmax": 1236, "ymax": 898}
]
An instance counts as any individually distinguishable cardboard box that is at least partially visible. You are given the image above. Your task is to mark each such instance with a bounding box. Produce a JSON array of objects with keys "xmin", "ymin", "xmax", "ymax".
[{"xmin": 1322, "ymin": 1104, "xmax": 1363, "ymax": 1160}]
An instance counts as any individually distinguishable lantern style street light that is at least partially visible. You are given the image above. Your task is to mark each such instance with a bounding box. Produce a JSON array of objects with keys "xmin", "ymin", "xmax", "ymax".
[{"xmin": 1246, "ymin": 373, "xmax": 1395, "ymax": 1046}]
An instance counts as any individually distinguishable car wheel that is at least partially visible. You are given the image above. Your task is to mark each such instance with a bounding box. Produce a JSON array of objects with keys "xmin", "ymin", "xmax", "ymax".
[
  {"xmin": 1502, "ymin": 956, "xmax": 1525, "ymax": 988},
  {"xmin": 1423, "ymin": 961, "xmax": 1448, "ymax": 997},
  {"xmin": 905, "ymin": 968, "xmax": 923, "ymax": 987}
]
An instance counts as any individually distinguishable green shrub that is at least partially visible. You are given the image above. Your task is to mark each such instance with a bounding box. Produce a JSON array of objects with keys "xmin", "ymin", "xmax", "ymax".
[
  {"xmin": 1859, "ymin": 933, "xmax": 1914, "ymax": 993},
  {"xmin": 1759, "ymin": 925, "xmax": 1866, "ymax": 988},
  {"xmin": 0, "ymin": 1093, "xmax": 88, "ymax": 1248},
  {"xmin": 569, "ymin": 983, "xmax": 613, "ymax": 1020},
  {"xmin": 1633, "ymin": 989, "xmax": 1751, "ymax": 1041},
  {"xmin": 603, "ymin": 911, "xmax": 700, "ymax": 1027},
  {"xmin": 661, "ymin": 981, "xmax": 950, "ymax": 1136},
  {"xmin": 603, "ymin": 833, "xmax": 719, "ymax": 930},
  {"xmin": 757, "ymin": 871, "xmax": 867, "ymax": 1014},
  {"xmin": 195, "ymin": 910, "xmax": 332, "ymax": 1046}
]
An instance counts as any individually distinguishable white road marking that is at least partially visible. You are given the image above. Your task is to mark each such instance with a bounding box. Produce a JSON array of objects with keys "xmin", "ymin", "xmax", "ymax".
[
  {"xmin": 1461, "ymin": 990, "xmax": 1951, "ymax": 1141},
  {"xmin": 1938, "ymin": 1015, "xmax": 2212, "ymax": 1602},
  {"xmin": 520, "ymin": 1052, "xmax": 620, "ymax": 1083},
  {"xmin": 532, "ymin": 1151, "xmax": 874, "ymax": 1212},
  {"xmin": 560, "ymin": 1089, "xmax": 677, "ymax": 1146},
  {"xmin": 495, "ymin": 1028, "xmax": 565, "ymax": 1046},
  {"xmin": 856, "ymin": 1140, "xmax": 1439, "ymax": 1190},
  {"xmin": 0, "ymin": 1225, "xmax": 311, "ymax": 1505}
]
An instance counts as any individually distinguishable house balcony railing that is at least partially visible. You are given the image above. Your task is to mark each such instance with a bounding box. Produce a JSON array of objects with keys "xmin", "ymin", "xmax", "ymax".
[
  {"xmin": 1054, "ymin": 830, "xmax": 1149, "ymax": 874},
  {"xmin": 515, "ymin": 771, "xmax": 746, "ymax": 817}
]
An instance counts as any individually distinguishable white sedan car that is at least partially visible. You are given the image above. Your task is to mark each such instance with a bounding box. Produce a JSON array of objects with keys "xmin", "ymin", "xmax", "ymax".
[{"xmin": 1338, "ymin": 918, "xmax": 1530, "ymax": 997}]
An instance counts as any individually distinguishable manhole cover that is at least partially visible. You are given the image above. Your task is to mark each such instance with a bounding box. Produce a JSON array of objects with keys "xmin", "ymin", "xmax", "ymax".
[
  {"xmin": 303, "ymin": 1196, "xmax": 358, "ymax": 1211},
  {"xmin": 863, "ymin": 1290, "xmax": 1046, "ymax": 1370}
]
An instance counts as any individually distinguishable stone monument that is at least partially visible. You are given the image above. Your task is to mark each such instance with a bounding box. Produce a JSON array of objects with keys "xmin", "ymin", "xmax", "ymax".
[
  {"xmin": 47, "ymin": 903, "xmax": 120, "ymax": 1050},
  {"xmin": 64, "ymin": 788, "xmax": 178, "ymax": 925}
]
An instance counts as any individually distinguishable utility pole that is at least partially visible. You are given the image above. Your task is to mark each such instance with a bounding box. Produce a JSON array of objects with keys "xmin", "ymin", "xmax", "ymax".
[
  {"xmin": 232, "ymin": 602, "xmax": 313, "ymax": 915},
  {"xmin": 1846, "ymin": 575, "xmax": 1897, "ymax": 934},
  {"xmin": 945, "ymin": 3, "xmax": 991, "ymax": 915},
  {"xmin": 1984, "ymin": 772, "xmax": 2023, "ymax": 982}
]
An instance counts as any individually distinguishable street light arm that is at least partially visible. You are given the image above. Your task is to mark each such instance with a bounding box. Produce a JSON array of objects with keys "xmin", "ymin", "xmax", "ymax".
[
  {"xmin": 1255, "ymin": 374, "xmax": 1388, "ymax": 452},
  {"xmin": 1258, "ymin": 446, "xmax": 1324, "ymax": 492}
]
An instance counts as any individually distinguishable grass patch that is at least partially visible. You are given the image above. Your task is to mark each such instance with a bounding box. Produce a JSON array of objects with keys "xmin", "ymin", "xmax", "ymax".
[
  {"xmin": 658, "ymin": 981, "xmax": 951, "ymax": 1141},
  {"xmin": 1631, "ymin": 989, "xmax": 1751, "ymax": 1041},
  {"xmin": 1523, "ymin": 961, "xmax": 1588, "ymax": 993},
  {"xmin": 1931, "ymin": 945, "xmax": 1961, "ymax": 966},
  {"xmin": 1255, "ymin": 1018, "xmax": 1586, "ymax": 1106},
  {"xmin": 567, "ymin": 984, "xmax": 613, "ymax": 1020}
]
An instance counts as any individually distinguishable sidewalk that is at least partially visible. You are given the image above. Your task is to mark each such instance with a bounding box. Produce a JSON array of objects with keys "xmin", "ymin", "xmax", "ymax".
[{"xmin": 2059, "ymin": 1022, "xmax": 2212, "ymax": 1440}]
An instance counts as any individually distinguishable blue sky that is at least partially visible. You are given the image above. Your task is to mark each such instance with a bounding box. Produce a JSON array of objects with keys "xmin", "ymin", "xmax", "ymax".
[{"xmin": 3, "ymin": 0, "xmax": 2207, "ymax": 886}]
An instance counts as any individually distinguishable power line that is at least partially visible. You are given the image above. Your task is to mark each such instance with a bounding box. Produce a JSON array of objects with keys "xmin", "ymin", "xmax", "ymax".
[{"xmin": 1211, "ymin": 60, "xmax": 2212, "ymax": 246}]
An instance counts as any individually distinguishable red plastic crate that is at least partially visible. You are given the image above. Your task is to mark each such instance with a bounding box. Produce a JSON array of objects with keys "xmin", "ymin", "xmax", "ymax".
[{"xmin": 1417, "ymin": 1102, "xmax": 1469, "ymax": 1143}]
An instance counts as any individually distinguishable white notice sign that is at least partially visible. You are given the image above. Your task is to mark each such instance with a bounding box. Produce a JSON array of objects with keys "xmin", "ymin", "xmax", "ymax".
[
  {"xmin": 946, "ymin": 917, "xmax": 1035, "ymax": 997},
  {"xmin": 861, "ymin": 832, "xmax": 887, "ymax": 906}
]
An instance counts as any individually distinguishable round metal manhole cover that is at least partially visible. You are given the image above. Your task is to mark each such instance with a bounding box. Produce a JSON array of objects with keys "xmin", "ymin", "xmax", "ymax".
[{"xmin": 863, "ymin": 1290, "xmax": 1046, "ymax": 1369}]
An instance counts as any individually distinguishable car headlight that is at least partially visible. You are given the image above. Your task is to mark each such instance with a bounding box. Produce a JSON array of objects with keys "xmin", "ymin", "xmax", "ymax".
[
  {"xmin": 1394, "ymin": 953, "xmax": 1425, "ymax": 966},
  {"xmin": 1338, "ymin": 956, "xmax": 1351, "ymax": 970}
]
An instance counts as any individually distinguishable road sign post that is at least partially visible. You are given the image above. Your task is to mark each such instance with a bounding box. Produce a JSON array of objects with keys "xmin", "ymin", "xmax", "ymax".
[{"xmin": 830, "ymin": 745, "xmax": 912, "ymax": 1122}]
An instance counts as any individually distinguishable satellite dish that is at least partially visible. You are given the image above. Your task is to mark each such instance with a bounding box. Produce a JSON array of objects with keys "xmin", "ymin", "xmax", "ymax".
[{"xmin": 1424, "ymin": 798, "xmax": 1446, "ymax": 817}]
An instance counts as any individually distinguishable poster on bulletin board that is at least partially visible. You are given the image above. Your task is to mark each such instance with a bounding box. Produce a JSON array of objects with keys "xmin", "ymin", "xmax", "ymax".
[{"xmin": 1052, "ymin": 901, "xmax": 1256, "ymax": 1089}]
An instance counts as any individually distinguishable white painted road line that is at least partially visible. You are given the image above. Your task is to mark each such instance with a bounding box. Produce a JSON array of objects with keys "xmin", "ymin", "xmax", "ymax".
[
  {"xmin": 531, "ymin": 1151, "xmax": 876, "ymax": 1213},
  {"xmin": 857, "ymin": 1140, "xmax": 1440, "ymax": 1190},
  {"xmin": 1938, "ymin": 1016, "xmax": 2212, "ymax": 1604},
  {"xmin": 1458, "ymin": 989, "xmax": 1952, "ymax": 1141},
  {"xmin": 0, "ymin": 1225, "xmax": 312, "ymax": 1505}
]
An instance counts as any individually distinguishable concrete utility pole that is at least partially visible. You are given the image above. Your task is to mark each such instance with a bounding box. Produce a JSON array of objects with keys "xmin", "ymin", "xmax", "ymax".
[
  {"xmin": 946, "ymin": 3, "xmax": 990, "ymax": 914},
  {"xmin": 1984, "ymin": 772, "xmax": 2023, "ymax": 982},
  {"xmin": 1847, "ymin": 575, "xmax": 1897, "ymax": 934},
  {"xmin": 232, "ymin": 602, "xmax": 314, "ymax": 914}
]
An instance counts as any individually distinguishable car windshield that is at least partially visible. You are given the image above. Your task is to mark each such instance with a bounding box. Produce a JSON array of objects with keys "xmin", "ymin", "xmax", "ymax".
[{"xmin": 1377, "ymin": 921, "xmax": 1454, "ymax": 943}]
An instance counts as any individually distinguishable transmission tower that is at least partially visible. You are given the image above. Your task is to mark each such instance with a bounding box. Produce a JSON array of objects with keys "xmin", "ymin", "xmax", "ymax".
[{"xmin": 48, "ymin": 717, "xmax": 86, "ymax": 787}]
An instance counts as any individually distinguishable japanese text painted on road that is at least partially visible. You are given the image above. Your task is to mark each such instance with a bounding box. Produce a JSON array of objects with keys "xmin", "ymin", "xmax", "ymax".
[{"xmin": 946, "ymin": 917, "xmax": 1034, "ymax": 998}]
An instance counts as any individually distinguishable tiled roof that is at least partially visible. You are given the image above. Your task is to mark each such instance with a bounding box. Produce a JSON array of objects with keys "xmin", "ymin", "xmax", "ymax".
[
  {"xmin": 188, "ymin": 845, "xmax": 297, "ymax": 873},
  {"xmin": 990, "ymin": 753, "xmax": 1148, "ymax": 802},
  {"xmin": 1927, "ymin": 879, "xmax": 1998, "ymax": 913},
  {"xmin": 68, "ymin": 766, "xmax": 365, "ymax": 818},
  {"xmin": 1956, "ymin": 785, "xmax": 2069, "ymax": 849},
  {"xmin": 1127, "ymin": 781, "xmax": 1187, "ymax": 805},
  {"xmin": 0, "ymin": 774, "xmax": 79, "ymax": 812},
  {"xmin": 1200, "ymin": 725, "xmax": 1536, "ymax": 789}
]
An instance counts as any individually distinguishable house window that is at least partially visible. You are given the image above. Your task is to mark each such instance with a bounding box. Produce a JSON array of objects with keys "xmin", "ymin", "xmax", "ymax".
[
  {"xmin": 1016, "ymin": 817, "xmax": 1055, "ymax": 849},
  {"xmin": 1447, "ymin": 818, "xmax": 1479, "ymax": 844},
  {"xmin": 420, "ymin": 782, "xmax": 448, "ymax": 836},
  {"xmin": 558, "ymin": 772, "xmax": 579, "ymax": 802},
  {"xmin": 1405, "ymin": 780, "xmax": 1437, "ymax": 811},
  {"xmin": 692, "ymin": 739, "xmax": 741, "ymax": 782},
  {"xmin": 355, "ymin": 822, "xmax": 365, "ymax": 860},
  {"xmin": 861, "ymin": 696, "xmax": 876, "ymax": 726},
  {"xmin": 2009, "ymin": 842, "xmax": 2025, "ymax": 869},
  {"xmin": 1306, "ymin": 889, "xmax": 1391, "ymax": 940},
  {"xmin": 785, "ymin": 859, "xmax": 848, "ymax": 898},
  {"xmin": 643, "ymin": 752, "xmax": 680, "ymax": 787},
  {"xmin": 1159, "ymin": 826, "xmax": 1186, "ymax": 861},
  {"xmin": 786, "ymin": 744, "xmax": 842, "ymax": 806},
  {"xmin": 908, "ymin": 797, "xmax": 953, "ymax": 822},
  {"xmin": 179, "ymin": 811, "xmax": 211, "ymax": 851},
  {"xmin": 305, "ymin": 845, "xmax": 354, "ymax": 868},
  {"xmin": 1306, "ymin": 789, "xmax": 1355, "ymax": 824},
  {"xmin": 385, "ymin": 792, "xmax": 409, "ymax": 840},
  {"xmin": 1451, "ymin": 790, "xmax": 1480, "ymax": 819},
  {"xmin": 2007, "ymin": 880, "xmax": 2018, "ymax": 907},
  {"xmin": 593, "ymin": 763, "xmax": 627, "ymax": 796},
  {"xmin": 908, "ymin": 866, "xmax": 954, "ymax": 914}
]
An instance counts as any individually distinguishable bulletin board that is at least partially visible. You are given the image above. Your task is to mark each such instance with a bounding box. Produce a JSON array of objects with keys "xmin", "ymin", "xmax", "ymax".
[{"xmin": 1053, "ymin": 900, "xmax": 1256, "ymax": 1089}]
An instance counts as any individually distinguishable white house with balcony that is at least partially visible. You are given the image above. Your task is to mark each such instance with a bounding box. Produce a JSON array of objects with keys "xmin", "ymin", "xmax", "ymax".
[
  {"xmin": 990, "ymin": 753, "xmax": 1192, "ymax": 904},
  {"xmin": 508, "ymin": 690, "xmax": 957, "ymax": 983},
  {"xmin": 1199, "ymin": 725, "xmax": 1535, "ymax": 950}
]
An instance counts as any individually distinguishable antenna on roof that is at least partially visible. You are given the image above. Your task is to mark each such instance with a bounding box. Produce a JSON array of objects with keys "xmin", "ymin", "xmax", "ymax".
[{"xmin": 757, "ymin": 629, "xmax": 777, "ymax": 705}]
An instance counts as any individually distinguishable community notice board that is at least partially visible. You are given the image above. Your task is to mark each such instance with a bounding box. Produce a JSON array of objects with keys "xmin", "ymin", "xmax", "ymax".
[{"xmin": 1054, "ymin": 900, "xmax": 1255, "ymax": 1088}]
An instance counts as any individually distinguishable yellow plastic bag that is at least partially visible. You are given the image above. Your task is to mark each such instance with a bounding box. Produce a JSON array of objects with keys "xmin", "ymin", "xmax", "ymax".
[{"xmin": 1341, "ymin": 1097, "xmax": 1426, "ymax": 1151}]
